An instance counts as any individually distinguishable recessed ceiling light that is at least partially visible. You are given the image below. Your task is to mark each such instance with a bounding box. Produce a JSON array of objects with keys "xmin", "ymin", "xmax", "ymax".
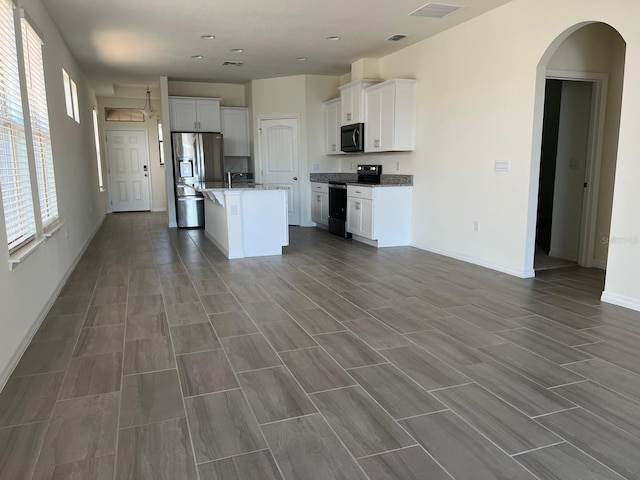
[
  {"xmin": 296, "ymin": 57, "xmax": 307, "ymax": 61},
  {"xmin": 191, "ymin": 55, "xmax": 204, "ymax": 59},
  {"xmin": 326, "ymin": 36, "xmax": 341, "ymax": 41},
  {"xmin": 231, "ymin": 48, "xmax": 244, "ymax": 53},
  {"xmin": 200, "ymin": 35, "xmax": 215, "ymax": 40}
]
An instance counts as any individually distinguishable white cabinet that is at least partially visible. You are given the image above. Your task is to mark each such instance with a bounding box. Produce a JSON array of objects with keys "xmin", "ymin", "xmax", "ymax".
[
  {"xmin": 169, "ymin": 96, "xmax": 221, "ymax": 132},
  {"xmin": 364, "ymin": 79, "xmax": 416, "ymax": 152},
  {"xmin": 339, "ymin": 79, "xmax": 381, "ymax": 125},
  {"xmin": 324, "ymin": 98, "xmax": 342, "ymax": 155},
  {"xmin": 221, "ymin": 107, "xmax": 250, "ymax": 157},
  {"xmin": 311, "ymin": 183, "xmax": 329, "ymax": 227},
  {"xmin": 347, "ymin": 185, "xmax": 412, "ymax": 247}
]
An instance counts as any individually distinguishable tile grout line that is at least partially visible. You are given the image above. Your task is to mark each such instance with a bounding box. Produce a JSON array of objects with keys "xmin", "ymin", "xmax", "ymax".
[
  {"xmin": 26, "ymin": 243, "xmax": 107, "ymax": 480},
  {"xmin": 179, "ymin": 236, "xmax": 288, "ymax": 480}
]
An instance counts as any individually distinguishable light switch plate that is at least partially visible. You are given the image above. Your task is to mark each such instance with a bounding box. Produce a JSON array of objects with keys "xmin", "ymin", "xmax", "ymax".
[{"xmin": 494, "ymin": 160, "xmax": 510, "ymax": 172}]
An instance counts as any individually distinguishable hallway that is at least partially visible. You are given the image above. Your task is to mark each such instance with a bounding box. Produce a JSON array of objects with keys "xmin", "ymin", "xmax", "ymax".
[{"xmin": 1, "ymin": 212, "xmax": 639, "ymax": 479}]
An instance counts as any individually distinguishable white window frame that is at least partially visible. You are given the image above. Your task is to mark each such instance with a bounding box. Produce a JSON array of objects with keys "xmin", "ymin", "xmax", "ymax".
[
  {"xmin": 0, "ymin": 2, "xmax": 64, "ymax": 269},
  {"xmin": 0, "ymin": 0, "xmax": 36, "ymax": 255},
  {"xmin": 62, "ymin": 67, "xmax": 79, "ymax": 123},
  {"xmin": 21, "ymin": 12, "xmax": 59, "ymax": 229}
]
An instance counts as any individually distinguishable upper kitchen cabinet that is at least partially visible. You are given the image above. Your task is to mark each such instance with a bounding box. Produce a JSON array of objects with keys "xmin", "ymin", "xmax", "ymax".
[
  {"xmin": 364, "ymin": 79, "xmax": 416, "ymax": 152},
  {"xmin": 339, "ymin": 79, "xmax": 381, "ymax": 126},
  {"xmin": 169, "ymin": 96, "xmax": 221, "ymax": 132},
  {"xmin": 324, "ymin": 98, "xmax": 342, "ymax": 155},
  {"xmin": 220, "ymin": 107, "xmax": 250, "ymax": 157}
]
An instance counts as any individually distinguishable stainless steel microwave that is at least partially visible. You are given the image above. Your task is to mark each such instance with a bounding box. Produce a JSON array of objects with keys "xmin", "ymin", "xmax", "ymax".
[{"xmin": 340, "ymin": 123, "xmax": 364, "ymax": 153}]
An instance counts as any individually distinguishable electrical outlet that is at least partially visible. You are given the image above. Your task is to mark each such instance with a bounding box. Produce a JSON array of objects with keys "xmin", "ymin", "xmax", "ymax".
[
  {"xmin": 396, "ymin": 161, "xmax": 400, "ymax": 171},
  {"xmin": 473, "ymin": 220, "xmax": 479, "ymax": 232},
  {"xmin": 311, "ymin": 163, "xmax": 320, "ymax": 171}
]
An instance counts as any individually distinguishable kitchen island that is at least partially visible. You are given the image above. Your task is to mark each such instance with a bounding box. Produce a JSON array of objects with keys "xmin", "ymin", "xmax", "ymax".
[{"xmin": 193, "ymin": 183, "xmax": 289, "ymax": 259}]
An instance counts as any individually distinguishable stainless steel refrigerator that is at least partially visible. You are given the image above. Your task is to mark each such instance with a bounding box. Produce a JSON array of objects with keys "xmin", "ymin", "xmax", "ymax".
[{"xmin": 172, "ymin": 132, "xmax": 224, "ymax": 228}]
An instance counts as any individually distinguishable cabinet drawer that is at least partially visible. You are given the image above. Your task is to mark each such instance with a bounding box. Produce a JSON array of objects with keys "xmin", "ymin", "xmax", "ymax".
[
  {"xmin": 311, "ymin": 183, "xmax": 329, "ymax": 194},
  {"xmin": 347, "ymin": 185, "xmax": 374, "ymax": 200}
]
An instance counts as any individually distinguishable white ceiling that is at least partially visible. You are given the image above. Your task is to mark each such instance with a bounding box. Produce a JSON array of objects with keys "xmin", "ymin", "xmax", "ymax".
[{"xmin": 41, "ymin": 0, "xmax": 513, "ymax": 97}]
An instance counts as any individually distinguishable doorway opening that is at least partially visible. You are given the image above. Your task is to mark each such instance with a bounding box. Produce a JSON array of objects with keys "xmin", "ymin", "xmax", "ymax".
[
  {"xmin": 535, "ymin": 76, "xmax": 603, "ymax": 271},
  {"xmin": 528, "ymin": 23, "xmax": 626, "ymax": 281}
]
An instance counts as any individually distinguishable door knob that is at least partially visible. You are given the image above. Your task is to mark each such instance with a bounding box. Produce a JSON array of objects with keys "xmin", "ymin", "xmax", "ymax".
[{"xmin": 293, "ymin": 177, "xmax": 298, "ymax": 181}]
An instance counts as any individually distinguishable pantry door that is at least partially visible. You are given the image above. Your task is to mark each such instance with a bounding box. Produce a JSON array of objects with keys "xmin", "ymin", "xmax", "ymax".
[{"xmin": 258, "ymin": 117, "xmax": 300, "ymax": 225}]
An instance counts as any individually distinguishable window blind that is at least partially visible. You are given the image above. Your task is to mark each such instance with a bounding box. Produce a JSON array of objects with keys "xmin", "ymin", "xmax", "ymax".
[
  {"xmin": 22, "ymin": 16, "xmax": 58, "ymax": 227},
  {"xmin": 0, "ymin": 0, "xmax": 35, "ymax": 252}
]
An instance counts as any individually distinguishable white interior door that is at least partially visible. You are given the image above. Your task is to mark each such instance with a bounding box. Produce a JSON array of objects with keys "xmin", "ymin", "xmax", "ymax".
[
  {"xmin": 259, "ymin": 117, "xmax": 300, "ymax": 225},
  {"xmin": 107, "ymin": 130, "xmax": 151, "ymax": 212},
  {"xmin": 549, "ymin": 81, "xmax": 592, "ymax": 261}
]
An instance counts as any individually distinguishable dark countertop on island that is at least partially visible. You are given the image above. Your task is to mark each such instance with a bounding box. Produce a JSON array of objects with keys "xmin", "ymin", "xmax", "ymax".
[{"xmin": 309, "ymin": 173, "xmax": 413, "ymax": 187}]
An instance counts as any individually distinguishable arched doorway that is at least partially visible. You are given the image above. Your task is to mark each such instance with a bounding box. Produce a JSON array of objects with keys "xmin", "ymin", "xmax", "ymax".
[{"xmin": 528, "ymin": 23, "xmax": 626, "ymax": 282}]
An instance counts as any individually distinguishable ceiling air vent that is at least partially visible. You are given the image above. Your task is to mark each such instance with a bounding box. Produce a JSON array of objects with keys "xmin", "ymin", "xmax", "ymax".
[
  {"xmin": 387, "ymin": 34, "xmax": 407, "ymax": 42},
  {"xmin": 409, "ymin": 2, "xmax": 466, "ymax": 18},
  {"xmin": 222, "ymin": 61, "xmax": 244, "ymax": 66}
]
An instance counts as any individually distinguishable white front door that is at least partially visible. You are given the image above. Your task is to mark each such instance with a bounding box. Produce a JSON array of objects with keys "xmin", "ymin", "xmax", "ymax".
[
  {"xmin": 106, "ymin": 130, "xmax": 151, "ymax": 212},
  {"xmin": 259, "ymin": 117, "xmax": 300, "ymax": 225}
]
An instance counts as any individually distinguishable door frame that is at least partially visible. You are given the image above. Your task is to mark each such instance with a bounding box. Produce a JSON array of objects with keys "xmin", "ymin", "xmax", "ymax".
[
  {"xmin": 542, "ymin": 70, "xmax": 609, "ymax": 268},
  {"xmin": 105, "ymin": 128, "xmax": 154, "ymax": 213},
  {"xmin": 256, "ymin": 115, "xmax": 302, "ymax": 225}
]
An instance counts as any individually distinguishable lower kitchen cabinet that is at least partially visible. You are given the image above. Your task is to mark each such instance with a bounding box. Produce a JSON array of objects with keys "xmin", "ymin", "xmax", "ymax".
[
  {"xmin": 347, "ymin": 185, "xmax": 412, "ymax": 247},
  {"xmin": 311, "ymin": 183, "xmax": 329, "ymax": 227},
  {"xmin": 347, "ymin": 196, "xmax": 373, "ymax": 238}
]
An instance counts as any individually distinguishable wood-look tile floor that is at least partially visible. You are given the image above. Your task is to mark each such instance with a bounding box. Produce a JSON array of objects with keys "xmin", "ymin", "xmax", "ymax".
[{"xmin": 2, "ymin": 212, "xmax": 640, "ymax": 479}]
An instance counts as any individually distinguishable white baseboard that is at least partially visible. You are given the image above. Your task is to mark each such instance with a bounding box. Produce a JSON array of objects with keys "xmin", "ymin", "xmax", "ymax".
[
  {"xmin": 411, "ymin": 241, "xmax": 534, "ymax": 278},
  {"xmin": 0, "ymin": 214, "xmax": 106, "ymax": 391},
  {"xmin": 592, "ymin": 259, "xmax": 607, "ymax": 270},
  {"xmin": 151, "ymin": 207, "xmax": 167, "ymax": 212},
  {"xmin": 600, "ymin": 291, "xmax": 640, "ymax": 312}
]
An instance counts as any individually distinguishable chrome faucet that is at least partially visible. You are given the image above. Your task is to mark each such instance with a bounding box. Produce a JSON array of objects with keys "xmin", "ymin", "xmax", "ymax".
[{"xmin": 226, "ymin": 172, "xmax": 243, "ymax": 188}]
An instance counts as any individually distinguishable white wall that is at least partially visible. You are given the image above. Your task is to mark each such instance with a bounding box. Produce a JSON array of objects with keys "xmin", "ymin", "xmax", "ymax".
[
  {"xmin": 359, "ymin": 0, "xmax": 640, "ymax": 309},
  {"xmin": 96, "ymin": 95, "xmax": 167, "ymax": 212},
  {"xmin": 250, "ymin": 75, "xmax": 340, "ymax": 226},
  {"xmin": 0, "ymin": 0, "xmax": 105, "ymax": 386}
]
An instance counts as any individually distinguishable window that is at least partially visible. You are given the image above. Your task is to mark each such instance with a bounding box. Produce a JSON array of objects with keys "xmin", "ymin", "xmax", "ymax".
[
  {"xmin": 0, "ymin": 0, "xmax": 36, "ymax": 252},
  {"xmin": 157, "ymin": 121, "xmax": 165, "ymax": 165},
  {"xmin": 104, "ymin": 107, "xmax": 144, "ymax": 122},
  {"xmin": 70, "ymin": 78, "xmax": 79, "ymax": 122},
  {"xmin": 62, "ymin": 69, "xmax": 72, "ymax": 117},
  {"xmin": 92, "ymin": 108, "xmax": 104, "ymax": 191},
  {"xmin": 22, "ymin": 15, "xmax": 58, "ymax": 227},
  {"xmin": 62, "ymin": 68, "xmax": 79, "ymax": 123}
]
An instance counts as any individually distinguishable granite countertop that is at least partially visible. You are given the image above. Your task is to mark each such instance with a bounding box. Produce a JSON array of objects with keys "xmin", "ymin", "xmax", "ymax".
[
  {"xmin": 191, "ymin": 182, "xmax": 288, "ymax": 192},
  {"xmin": 309, "ymin": 173, "xmax": 413, "ymax": 187}
]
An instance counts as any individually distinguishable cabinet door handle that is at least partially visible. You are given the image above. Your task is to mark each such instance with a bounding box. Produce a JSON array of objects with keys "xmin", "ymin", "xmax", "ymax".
[
  {"xmin": 355, "ymin": 190, "xmax": 361, "ymax": 194},
  {"xmin": 194, "ymin": 121, "xmax": 197, "ymax": 129},
  {"xmin": 355, "ymin": 202, "xmax": 361, "ymax": 210}
]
